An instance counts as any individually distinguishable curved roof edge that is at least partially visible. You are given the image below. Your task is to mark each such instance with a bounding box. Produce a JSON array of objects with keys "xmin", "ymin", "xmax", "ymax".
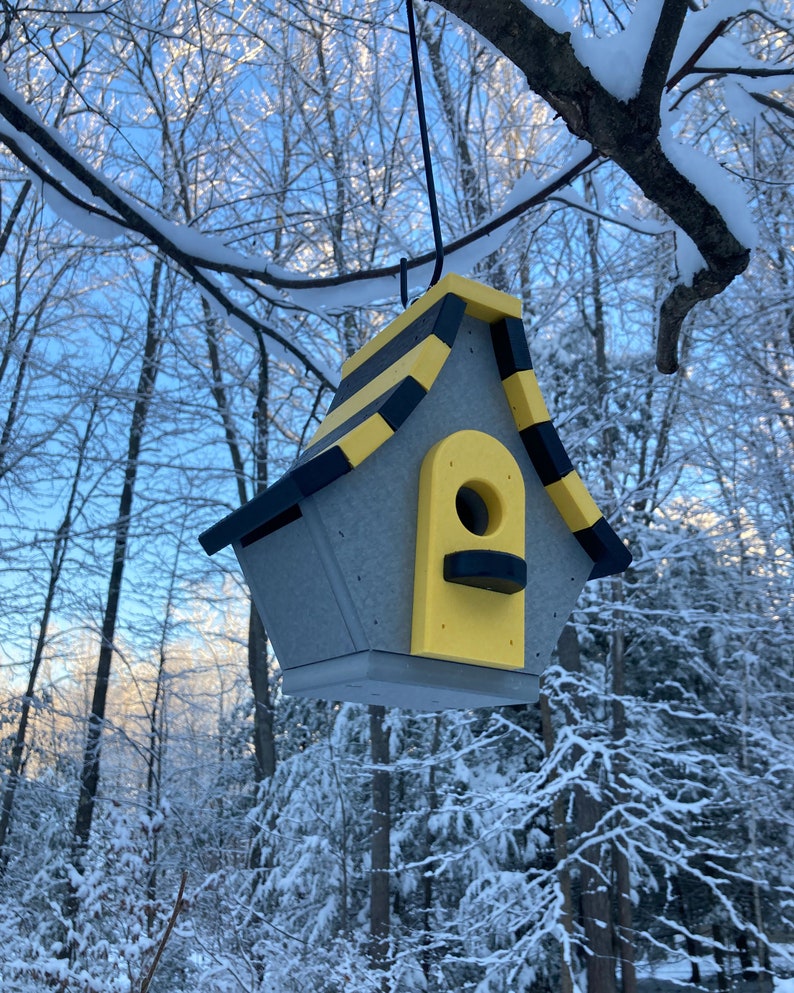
[{"xmin": 490, "ymin": 316, "xmax": 632, "ymax": 580}]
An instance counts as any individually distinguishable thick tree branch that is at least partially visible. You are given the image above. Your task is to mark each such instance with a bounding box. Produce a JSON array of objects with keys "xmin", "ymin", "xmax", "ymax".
[
  {"xmin": 635, "ymin": 0, "xmax": 688, "ymax": 120},
  {"xmin": 436, "ymin": 0, "xmax": 752, "ymax": 373}
]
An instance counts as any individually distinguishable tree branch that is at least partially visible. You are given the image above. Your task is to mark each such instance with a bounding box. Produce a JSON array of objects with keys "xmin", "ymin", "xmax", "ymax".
[
  {"xmin": 0, "ymin": 86, "xmax": 337, "ymax": 389},
  {"xmin": 635, "ymin": 0, "xmax": 688, "ymax": 119},
  {"xmin": 0, "ymin": 72, "xmax": 597, "ymax": 293},
  {"xmin": 750, "ymin": 91, "xmax": 794, "ymax": 119},
  {"xmin": 435, "ymin": 0, "xmax": 752, "ymax": 372},
  {"xmin": 665, "ymin": 17, "xmax": 736, "ymax": 91},
  {"xmin": 139, "ymin": 871, "xmax": 188, "ymax": 993},
  {"xmin": 690, "ymin": 65, "xmax": 794, "ymax": 77},
  {"xmin": 0, "ymin": 3, "xmax": 758, "ymax": 375}
]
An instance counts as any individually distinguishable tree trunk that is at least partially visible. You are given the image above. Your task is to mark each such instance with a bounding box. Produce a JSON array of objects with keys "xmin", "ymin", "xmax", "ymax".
[
  {"xmin": 0, "ymin": 403, "xmax": 95, "ymax": 871},
  {"xmin": 421, "ymin": 714, "xmax": 442, "ymax": 985},
  {"xmin": 577, "ymin": 788, "xmax": 617, "ymax": 993},
  {"xmin": 540, "ymin": 683, "xmax": 574, "ymax": 993},
  {"xmin": 369, "ymin": 704, "xmax": 391, "ymax": 982},
  {"xmin": 611, "ymin": 580, "xmax": 637, "ymax": 993},
  {"xmin": 143, "ymin": 546, "xmax": 184, "ymax": 938},
  {"xmin": 248, "ymin": 605, "xmax": 275, "ymax": 782},
  {"xmin": 249, "ymin": 331, "xmax": 276, "ymax": 784},
  {"xmin": 672, "ymin": 876, "xmax": 701, "ymax": 985},
  {"xmin": 712, "ymin": 923, "xmax": 730, "ymax": 993},
  {"xmin": 0, "ymin": 325, "xmax": 37, "ymax": 480},
  {"xmin": 144, "ymin": 639, "xmax": 166, "ymax": 938},
  {"xmin": 67, "ymin": 257, "xmax": 164, "ymax": 917},
  {"xmin": 561, "ymin": 622, "xmax": 618, "ymax": 993},
  {"xmin": 205, "ymin": 312, "xmax": 276, "ymax": 788},
  {"xmin": 586, "ymin": 180, "xmax": 632, "ymax": 993},
  {"xmin": 416, "ymin": 4, "xmax": 507, "ymax": 288},
  {"xmin": 0, "ymin": 179, "xmax": 31, "ymax": 262}
]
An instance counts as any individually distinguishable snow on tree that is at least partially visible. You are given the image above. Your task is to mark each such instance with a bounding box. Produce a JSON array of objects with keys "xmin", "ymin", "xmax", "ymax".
[{"xmin": 0, "ymin": 0, "xmax": 791, "ymax": 990}]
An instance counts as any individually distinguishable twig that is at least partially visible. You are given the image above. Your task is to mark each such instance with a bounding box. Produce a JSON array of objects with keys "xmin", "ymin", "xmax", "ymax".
[{"xmin": 140, "ymin": 871, "xmax": 188, "ymax": 993}]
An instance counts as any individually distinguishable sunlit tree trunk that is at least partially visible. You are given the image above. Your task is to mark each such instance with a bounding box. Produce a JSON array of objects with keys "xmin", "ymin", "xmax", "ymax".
[
  {"xmin": 144, "ymin": 637, "xmax": 166, "ymax": 939},
  {"xmin": 143, "ymin": 541, "xmax": 186, "ymax": 939}
]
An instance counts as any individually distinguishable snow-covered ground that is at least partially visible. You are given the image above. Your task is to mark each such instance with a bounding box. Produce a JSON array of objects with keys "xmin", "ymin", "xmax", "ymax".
[{"xmin": 638, "ymin": 949, "xmax": 794, "ymax": 991}]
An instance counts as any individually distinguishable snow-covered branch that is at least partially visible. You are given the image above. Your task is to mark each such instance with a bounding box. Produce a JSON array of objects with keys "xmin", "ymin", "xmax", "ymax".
[
  {"xmin": 0, "ymin": 71, "xmax": 339, "ymax": 389},
  {"xmin": 435, "ymin": 0, "xmax": 757, "ymax": 372},
  {"xmin": 0, "ymin": 1, "xmax": 784, "ymax": 381}
]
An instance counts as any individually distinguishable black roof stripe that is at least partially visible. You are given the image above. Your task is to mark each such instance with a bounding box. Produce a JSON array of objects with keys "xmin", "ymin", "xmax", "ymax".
[
  {"xmin": 519, "ymin": 422, "xmax": 574, "ymax": 486},
  {"xmin": 490, "ymin": 316, "xmax": 533, "ymax": 378},
  {"xmin": 488, "ymin": 318, "xmax": 631, "ymax": 580},
  {"xmin": 575, "ymin": 518, "xmax": 633, "ymax": 579},
  {"xmin": 379, "ymin": 377, "xmax": 428, "ymax": 431},
  {"xmin": 199, "ymin": 474, "xmax": 303, "ymax": 556}
]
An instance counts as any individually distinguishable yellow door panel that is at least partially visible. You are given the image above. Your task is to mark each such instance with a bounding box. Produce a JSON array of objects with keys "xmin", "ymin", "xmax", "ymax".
[{"xmin": 411, "ymin": 430, "xmax": 526, "ymax": 669}]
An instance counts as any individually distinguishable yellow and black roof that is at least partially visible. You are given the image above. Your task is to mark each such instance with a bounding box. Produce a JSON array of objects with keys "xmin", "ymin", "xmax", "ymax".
[{"xmin": 200, "ymin": 274, "xmax": 630, "ymax": 580}]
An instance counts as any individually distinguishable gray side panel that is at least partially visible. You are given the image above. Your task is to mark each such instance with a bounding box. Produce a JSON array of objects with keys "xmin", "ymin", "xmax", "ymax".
[
  {"xmin": 310, "ymin": 443, "xmax": 416, "ymax": 655},
  {"xmin": 282, "ymin": 650, "xmax": 540, "ymax": 710},
  {"xmin": 234, "ymin": 515, "xmax": 356, "ymax": 669},
  {"xmin": 300, "ymin": 494, "xmax": 369, "ymax": 650}
]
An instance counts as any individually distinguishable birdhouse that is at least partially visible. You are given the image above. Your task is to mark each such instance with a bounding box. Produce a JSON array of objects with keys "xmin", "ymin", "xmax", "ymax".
[{"xmin": 199, "ymin": 275, "xmax": 631, "ymax": 709}]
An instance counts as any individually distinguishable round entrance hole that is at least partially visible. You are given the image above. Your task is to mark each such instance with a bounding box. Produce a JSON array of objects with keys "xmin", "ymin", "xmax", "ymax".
[{"xmin": 456, "ymin": 485, "xmax": 490, "ymax": 536}]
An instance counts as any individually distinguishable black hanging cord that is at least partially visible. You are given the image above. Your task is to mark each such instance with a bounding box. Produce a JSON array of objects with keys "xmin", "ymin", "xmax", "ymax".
[{"xmin": 400, "ymin": 0, "xmax": 444, "ymax": 307}]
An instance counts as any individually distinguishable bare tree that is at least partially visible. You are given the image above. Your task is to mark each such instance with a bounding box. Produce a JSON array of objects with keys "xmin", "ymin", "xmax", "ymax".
[
  {"xmin": 0, "ymin": 400, "xmax": 97, "ymax": 871},
  {"xmin": 369, "ymin": 705, "xmax": 391, "ymax": 981},
  {"xmin": 68, "ymin": 256, "xmax": 164, "ymax": 906}
]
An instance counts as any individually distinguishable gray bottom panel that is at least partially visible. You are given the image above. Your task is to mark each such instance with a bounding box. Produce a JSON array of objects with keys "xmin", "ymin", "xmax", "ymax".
[{"xmin": 280, "ymin": 651, "xmax": 540, "ymax": 710}]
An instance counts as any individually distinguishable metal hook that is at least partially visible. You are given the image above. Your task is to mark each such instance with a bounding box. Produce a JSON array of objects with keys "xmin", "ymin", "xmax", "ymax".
[{"xmin": 400, "ymin": 0, "xmax": 444, "ymax": 308}]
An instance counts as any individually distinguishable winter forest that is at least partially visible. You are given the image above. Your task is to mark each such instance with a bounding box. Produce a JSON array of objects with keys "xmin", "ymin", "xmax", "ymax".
[{"xmin": 0, "ymin": 0, "xmax": 792, "ymax": 990}]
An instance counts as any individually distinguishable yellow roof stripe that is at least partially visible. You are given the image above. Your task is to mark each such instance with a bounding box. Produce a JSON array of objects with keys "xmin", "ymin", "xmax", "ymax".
[
  {"xmin": 336, "ymin": 414, "xmax": 394, "ymax": 468},
  {"xmin": 501, "ymin": 370, "xmax": 551, "ymax": 431},
  {"xmin": 545, "ymin": 473, "xmax": 603, "ymax": 533}
]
